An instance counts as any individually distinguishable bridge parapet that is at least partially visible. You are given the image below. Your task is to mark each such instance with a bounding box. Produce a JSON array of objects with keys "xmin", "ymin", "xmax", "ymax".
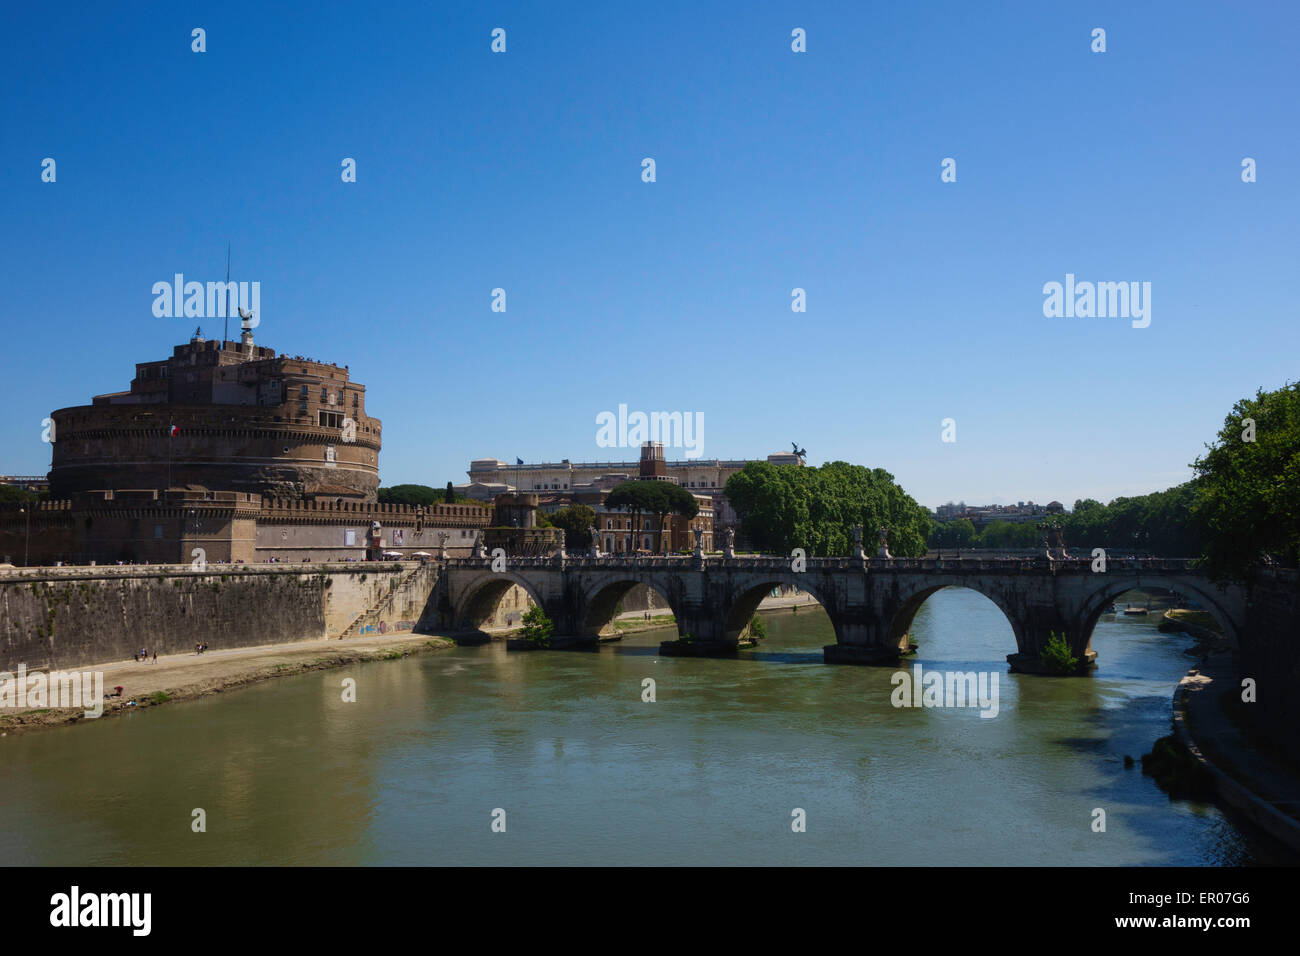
[{"xmin": 443, "ymin": 550, "xmax": 1199, "ymax": 568}]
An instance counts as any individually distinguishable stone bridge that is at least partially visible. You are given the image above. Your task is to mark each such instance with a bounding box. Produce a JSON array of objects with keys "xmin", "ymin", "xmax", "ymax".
[{"xmin": 431, "ymin": 553, "xmax": 1246, "ymax": 673}]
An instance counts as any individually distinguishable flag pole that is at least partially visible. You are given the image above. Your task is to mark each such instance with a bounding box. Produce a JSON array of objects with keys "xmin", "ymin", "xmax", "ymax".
[{"xmin": 223, "ymin": 242, "xmax": 230, "ymax": 347}]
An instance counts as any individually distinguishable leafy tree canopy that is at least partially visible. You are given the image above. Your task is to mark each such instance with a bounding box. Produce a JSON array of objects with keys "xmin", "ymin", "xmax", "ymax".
[
  {"xmin": 725, "ymin": 461, "xmax": 930, "ymax": 557},
  {"xmin": 550, "ymin": 504, "xmax": 597, "ymax": 546},
  {"xmin": 1191, "ymin": 381, "xmax": 1300, "ymax": 578},
  {"xmin": 0, "ymin": 486, "xmax": 43, "ymax": 505},
  {"xmin": 379, "ymin": 484, "xmax": 480, "ymax": 507}
]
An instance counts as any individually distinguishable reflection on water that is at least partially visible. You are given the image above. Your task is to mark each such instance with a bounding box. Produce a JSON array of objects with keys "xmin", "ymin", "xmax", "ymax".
[{"xmin": 0, "ymin": 588, "xmax": 1288, "ymax": 865}]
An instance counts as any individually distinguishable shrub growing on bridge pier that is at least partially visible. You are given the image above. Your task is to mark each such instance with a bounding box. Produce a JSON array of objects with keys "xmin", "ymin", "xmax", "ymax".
[
  {"xmin": 520, "ymin": 605, "xmax": 554, "ymax": 648},
  {"xmin": 1041, "ymin": 631, "xmax": 1079, "ymax": 675}
]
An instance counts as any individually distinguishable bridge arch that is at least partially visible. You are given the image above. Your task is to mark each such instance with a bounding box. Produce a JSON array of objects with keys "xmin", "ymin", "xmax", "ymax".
[
  {"xmin": 722, "ymin": 576, "xmax": 836, "ymax": 645},
  {"xmin": 577, "ymin": 572, "xmax": 685, "ymax": 638},
  {"xmin": 1072, "ymin": 575, "xmax": 1242, "ymax": 654},
  {"xmin": 885, "ymin": 582, "xmax": 1026, "ymax": 656},
  {"xmin": 452, "ymin": 572, "xmax": 545, "ymax": 633}
]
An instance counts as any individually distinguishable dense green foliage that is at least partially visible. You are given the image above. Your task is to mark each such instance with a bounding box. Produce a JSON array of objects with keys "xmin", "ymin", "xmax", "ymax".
[
  {"xmin": 378, "ymin": 484, "xmax": 478, "ymax": 506},
  {"xmin": 0, "ymin": 486, "xmax": 43, "ymax": 505},
  {"xmin": 929, "ymin": 484, "xmax": 1203, "ymax": 556},
  {"xmin": 1065, "ymin": 483, "xmax": 1202, "ymax": 556},
  {"xmin": 1041, "ymin": 631, "xmax": 1079, "ymax": 675},
  {"xmin": 978, "ymin": 520, "xmax": 1042, "ymax": 550},
  {"xmin": 724, "ymin": 461, "xmax": 930, "ymax": 557},
  {"xmin": 519, "ymin": 605, "xmax": 554, "ymax": 647},
  {"xmin": 548, "ymin": 504, "xmax": 597, "ymax": 547},
  {"xmin": 1191, "ymin": 382, "xmax": 1300, "ymax": 578},
  {"xmin": 928, "ymin": 517, "xmax": 978, "ymax": 549}
]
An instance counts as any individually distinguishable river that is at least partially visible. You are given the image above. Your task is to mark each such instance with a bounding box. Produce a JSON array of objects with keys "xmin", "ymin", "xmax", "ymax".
[{"xmin": 0, "ymin": 587, "xmax": 1288, "ymax": 865}]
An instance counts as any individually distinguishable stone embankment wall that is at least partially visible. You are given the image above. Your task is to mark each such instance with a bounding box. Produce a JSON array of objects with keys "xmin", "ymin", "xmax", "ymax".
[
  {"xmin": 0, "ymin": 563, "xmax": 434, "ymax": 671},
  {"xmin": 1241, "ymin": 570, "xmax": 1300, "ymax": 762}
]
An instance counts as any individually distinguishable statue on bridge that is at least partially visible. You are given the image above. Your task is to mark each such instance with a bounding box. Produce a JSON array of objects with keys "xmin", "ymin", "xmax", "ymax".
[
  {"xmin": 1048, "ymin": 523, "xmax": 1067, "ymax": 561},
  {"xmin": 851, "ymin": 524, "xmax": 866, "ymax": 559},
  {"xmin": 472, "ymin": 533, "xmax": 487, "ymax": 560},
  {"xmin": 588, "ymin": 527, "xmax": 601, "ymax": 559},
  {"xmin": 437, "ymin": 531, "xmax": 449, "ymax": 560},
  {"xmin": 878, "ymin": 526, "xmax": 891, "ymax": 560},
  {"xmin": 724, "ymin": 527, "xmax": 736, "ymax": 559}
]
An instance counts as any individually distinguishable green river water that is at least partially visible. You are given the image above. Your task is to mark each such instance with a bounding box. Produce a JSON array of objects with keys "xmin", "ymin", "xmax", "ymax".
[{"xmin": 0, "ymin": 587, "xmax": 1288, "ymax": 866}]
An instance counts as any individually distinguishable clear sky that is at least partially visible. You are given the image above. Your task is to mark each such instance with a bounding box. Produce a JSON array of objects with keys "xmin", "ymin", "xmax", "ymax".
[{"xmin": 3, "ymin": 1, "xmax": 1296, "ymax": 509}]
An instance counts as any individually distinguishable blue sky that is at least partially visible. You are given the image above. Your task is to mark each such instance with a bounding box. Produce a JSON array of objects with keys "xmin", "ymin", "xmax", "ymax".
[{"xmin": 3, "ymin": 1, "xmax": 1296, "ymax": 508}]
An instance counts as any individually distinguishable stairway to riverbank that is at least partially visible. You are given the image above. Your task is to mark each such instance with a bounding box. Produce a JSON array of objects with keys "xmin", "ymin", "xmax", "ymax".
[{"xmin": 336, "ymin": 564, "xmax": 437, "ymax": 640}]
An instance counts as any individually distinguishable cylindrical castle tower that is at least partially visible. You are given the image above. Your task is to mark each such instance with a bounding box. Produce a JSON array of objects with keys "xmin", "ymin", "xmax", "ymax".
[{"xmin": 48, "ymin": 333, "xmax": 381, "ymax": 500}]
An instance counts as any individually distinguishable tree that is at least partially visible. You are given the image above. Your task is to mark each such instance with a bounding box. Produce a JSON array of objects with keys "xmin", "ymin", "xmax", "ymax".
[
  {"xmin": 0, "ymin": 486, "xmax": 41, "ymax": 505},
  {"xmin": 378, "ymin": 484, "xmax": 439, "ymax": 506},
  {"xmin": 1057, "ymin": 483, "xmax": 1202, "ymax": 558},
  {"xmin": 519, "ymin": 605, "xmax": 554, "ymax": 647},
  {"xmin": 647, "ymin": 483, "xmax": 699, "ymax": 552},
  {"xmin": 929, "ymin": 517, "xmax": 976, "ymax": 549},
  {"xmin": 605, "ymin": 481, "xmax": 682, "ymax": 552},
  {"xmin": 1041, "ymin": 631, "xmax": 1079, "ymax": 675},
  {"xmin": 379, "ymin": 483, "xmax": 479, "ymax": 507},
  {"xmin": 725, "ymin": 461, "xmax": 930, "ymax": 557},
  {"xmin": 550, "ymin": 504, "xmax": 597, "ymax": 548},
  {"xmin": 979, "ymin": 520, "xmax": 1040, "ymax": 550},
  {"xmin": 1191, "ymin": 381, "xmax": 1300, "ymax": 578}
]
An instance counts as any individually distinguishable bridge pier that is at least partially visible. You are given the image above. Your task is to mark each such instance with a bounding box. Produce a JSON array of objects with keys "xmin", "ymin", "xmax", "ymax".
[
  {"xmin": 1007, "ymin": 603, "xmax": 1096, "ymax": 674},
  {"xmin": 659, "ymin": 600, "xmax": 750, "ymax": 657},
  {"xmin": 1007, "ymin": 647, "xmax": 1098, "ymax": 675}
]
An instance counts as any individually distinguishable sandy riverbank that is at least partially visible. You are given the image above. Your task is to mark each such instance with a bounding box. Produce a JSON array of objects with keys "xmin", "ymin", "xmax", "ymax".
[{"xmin": 0, "ymin": 631, "xmax": 457, "ymax": 736}]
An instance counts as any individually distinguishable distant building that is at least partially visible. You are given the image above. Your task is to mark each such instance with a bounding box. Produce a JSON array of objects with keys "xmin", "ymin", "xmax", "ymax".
[
  {"xmin": 0, "ymin": 476, "xmax": 49, "ymax": 494},
  {"xmin": 465, "ymin": 446, "xmax": 798, "ymax": 537},
  {"xmin": 931, "ymin": 499, "xmax": 1061, "ymax": 527}
]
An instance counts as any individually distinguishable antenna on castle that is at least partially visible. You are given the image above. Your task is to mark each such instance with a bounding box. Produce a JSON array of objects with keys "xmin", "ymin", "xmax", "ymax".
[{"xmin": 222, "ymin": 242, "xmax": 231, "ymax": 348}]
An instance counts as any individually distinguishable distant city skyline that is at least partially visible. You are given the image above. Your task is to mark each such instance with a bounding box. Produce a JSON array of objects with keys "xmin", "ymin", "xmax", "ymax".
[{"xmin": 4, "ymin": 2, "xmax": 1295, "ymax": 512}]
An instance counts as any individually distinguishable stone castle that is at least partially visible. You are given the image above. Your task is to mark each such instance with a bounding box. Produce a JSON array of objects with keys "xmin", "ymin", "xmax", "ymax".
[{"xmin": 2, "ymin": 331, "xmax": 491, "ymax": 565}]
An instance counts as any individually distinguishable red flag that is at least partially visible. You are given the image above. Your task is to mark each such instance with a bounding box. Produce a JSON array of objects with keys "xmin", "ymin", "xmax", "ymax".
[{"xmin": 170, "ymin": 424, "xmax": 179, "ymax": 437}]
